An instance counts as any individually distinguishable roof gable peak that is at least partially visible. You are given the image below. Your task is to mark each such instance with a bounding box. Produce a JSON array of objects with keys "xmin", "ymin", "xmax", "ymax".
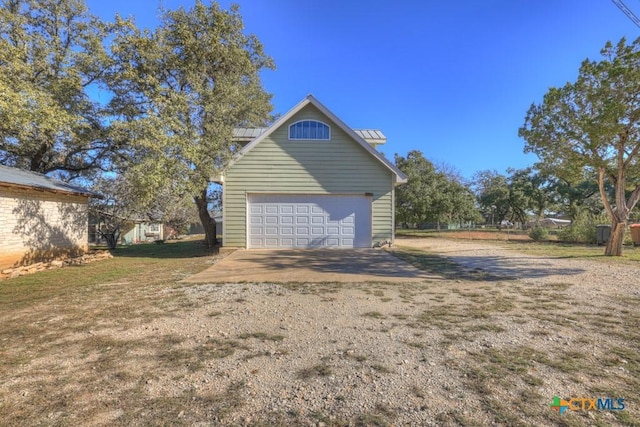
[{"xmin": 228, "ymin": 95, "xmax": 406, "ymax": 183}]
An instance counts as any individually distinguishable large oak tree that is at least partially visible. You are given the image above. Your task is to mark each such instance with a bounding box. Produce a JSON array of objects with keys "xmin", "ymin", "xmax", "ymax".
[
  {"xmin": 520, "ymin": 38, "xmax": 640, "ymax": 255},
  {"xmin": 109, "ymin": 1, "xmax": 274, "ymax": 247},
  {"xmin": 395, "ymin": 150, "xmax": 479, "ymax": 229},
  {"xmin": 0, "ymin": 0, "xmax": 122, "ymax": 178}
]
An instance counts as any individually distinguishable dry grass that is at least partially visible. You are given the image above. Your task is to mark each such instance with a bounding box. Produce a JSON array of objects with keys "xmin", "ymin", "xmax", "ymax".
[
  {"xmin": 238, "ymin": 332, "xmax": 286, "ymax": 342},
  {"xmin": 0, "ymin": 239, "xmax": 224, "ymax": 426},
  {"xmin": 397, "ymin": 228, "xmax": 534, "ymax": 241},
  {"xmin": 297, "ymin": 363, "xmax": 333, "ymax": 379},
  {"xmin": 1, "ymin": 238, "xmax": 639, "ymax": 425},
  {"xmin": 397, "ymin": 228, "xmax": 640, "ymax": 262}
]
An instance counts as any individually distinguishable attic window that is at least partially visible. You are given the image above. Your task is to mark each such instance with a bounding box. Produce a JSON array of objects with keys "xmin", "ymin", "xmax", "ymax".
[{"xmin": 289, "ymin": 120, "xmax": 330, "ymax": 140}]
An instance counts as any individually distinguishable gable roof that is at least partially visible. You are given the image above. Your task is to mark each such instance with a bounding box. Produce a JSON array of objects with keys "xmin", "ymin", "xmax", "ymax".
[
  {"xmin": 230, "ymin": 95, "xmax": 407, "ymax": 184},
  {"xmin": 0, "ymin": 165, "xmax": 98, "ymax": 197}
]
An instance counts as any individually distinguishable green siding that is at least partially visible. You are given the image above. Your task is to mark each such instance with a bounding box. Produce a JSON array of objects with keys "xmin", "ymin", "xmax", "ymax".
[{"xmin": 224, "ymin": 104, "xmax": 394, "ymax": 248}]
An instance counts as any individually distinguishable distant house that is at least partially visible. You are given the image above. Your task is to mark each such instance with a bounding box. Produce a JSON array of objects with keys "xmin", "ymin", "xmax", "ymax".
[
  {"xmin": 90, "ymin": 218, "xmax": 175, "ymax": 245},
  {"xmin": 120, "ymin": 221, "xmax": 168, "ymax": 244},
  {"xmin": 219, "ymin": 95, "xmax": 407, "ymax": 249},
  {"xmin": 0, "ymin": 165, "xmax": 97, "ymax": 270}
]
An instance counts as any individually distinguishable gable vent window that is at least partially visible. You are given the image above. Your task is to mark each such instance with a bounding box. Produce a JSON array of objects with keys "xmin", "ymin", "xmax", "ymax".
[{"xmin": 289, "ymin": 120, "xmax": 330, "ymax": 140}]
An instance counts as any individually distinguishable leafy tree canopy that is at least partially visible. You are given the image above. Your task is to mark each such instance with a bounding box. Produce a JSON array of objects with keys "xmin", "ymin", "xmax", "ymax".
[
  {"xmin": 472, "ymin": 170, "xmax": 511, "ymax": 225},
  {"xmin": 0, "ymin": 0, "xmax": 126, "ymax": 178},
  {"xmin": 395, "ymin": 150, "xmax": 479, "ymax": 228},
  {"xmin": 109, "ymin": 1, "xmax": 274, "ymax": 246},
  {"xmin": 520, "ymin": 37, "xmax": 640, "ymax": 255}
]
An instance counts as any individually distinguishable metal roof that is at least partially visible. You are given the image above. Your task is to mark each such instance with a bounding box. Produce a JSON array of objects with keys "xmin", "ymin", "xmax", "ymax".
[
  {"xmin": 234, "ymin": 127, "xmax": 387, "ymax": 145},
  {"xmin": 232, "ymin": 128, "xmax": 268, "ymax": 141},
  {"xmin": 0, "ymin": 165, "xmax": 97, "ymax": 197},
  {"xmin": 353, "ymin": 129, "xmax": 386, "ymax": 144}
]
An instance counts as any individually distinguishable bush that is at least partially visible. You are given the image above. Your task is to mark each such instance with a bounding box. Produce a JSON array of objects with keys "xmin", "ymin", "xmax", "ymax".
[
  {"xmin": 529, "ymin": 226, "xmax": 549, "ymax": 242},
  {"xmin": 557, "ymin": 212, "xmax": 607, "ymax": 244}
]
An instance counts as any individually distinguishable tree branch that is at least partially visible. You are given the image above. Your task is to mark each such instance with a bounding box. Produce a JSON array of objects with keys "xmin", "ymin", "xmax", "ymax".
[
  {"xmin": 598, "ymin": 167, "xmax": 616, "ymax": 221},
  {"xmin": 626, "ymin": 185, "xmax": 640, "ymax": 213}
]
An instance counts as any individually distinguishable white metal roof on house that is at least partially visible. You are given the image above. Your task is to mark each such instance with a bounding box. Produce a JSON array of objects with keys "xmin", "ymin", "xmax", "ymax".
[
  {"xmin": 0, "ymin": 164, "xmax": 97, "ymax": 197},
  {"xmin": 232, "ymin": 127, "xmax": 267, "ymax": 141},
  {"xmin": 233, "ymin": 127, "xmax": 387, "ymax": 145},
  {"xmin": 353, "ymin": 129, "xmax": 386, "ymax": 145}
]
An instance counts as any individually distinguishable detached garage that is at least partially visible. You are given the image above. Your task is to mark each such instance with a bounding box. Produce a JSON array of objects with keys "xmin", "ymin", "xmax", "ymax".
[
  {"xmin": 248, "ymin": 194, "xmax": 371, "ymax": 248},
  {"xmin": 221, "ymin": 95, "xmax": 407, "ymax": 249}
]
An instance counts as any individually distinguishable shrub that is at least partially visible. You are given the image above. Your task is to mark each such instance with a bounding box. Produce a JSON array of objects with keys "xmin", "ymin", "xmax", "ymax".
[
  {"xmin": 557, "ymin": 212, "xmax": 607, "ymax": 244},
  {"xmin": 529, "ymin": 226, "xmax": 549, "ymax": 242}
]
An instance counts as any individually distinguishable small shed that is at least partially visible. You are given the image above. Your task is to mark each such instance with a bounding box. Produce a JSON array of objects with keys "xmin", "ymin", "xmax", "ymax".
[
  {"xmin": 0, "ymin": 165, "xmax": 96, "ymax": 270},
  {"xmin": 120, "ymin": 221, "xmax": 166, "ymax": 244}
]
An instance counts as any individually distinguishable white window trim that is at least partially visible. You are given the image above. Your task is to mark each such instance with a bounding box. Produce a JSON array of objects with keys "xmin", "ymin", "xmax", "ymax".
[{"xmin": 288, "ymin": 120, "xmax": 331, "ymax": 141}]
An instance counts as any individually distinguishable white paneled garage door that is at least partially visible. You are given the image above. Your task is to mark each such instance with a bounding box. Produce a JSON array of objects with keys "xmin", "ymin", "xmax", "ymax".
[{"xmin": 248, "ymin": 194, "xmax": 372, "ymax": 249}]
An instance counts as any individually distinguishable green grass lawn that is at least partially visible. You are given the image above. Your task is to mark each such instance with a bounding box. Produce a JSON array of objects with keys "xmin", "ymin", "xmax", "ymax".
[{"xmin": 0, "ymin": 238, "xmax": 216, "ymax": 312}]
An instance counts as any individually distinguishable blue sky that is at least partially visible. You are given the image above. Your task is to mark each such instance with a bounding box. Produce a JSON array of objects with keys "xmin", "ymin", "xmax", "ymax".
[{"xmin": 87, "ymin": 0, "xmax": 639, "ymax": 180}]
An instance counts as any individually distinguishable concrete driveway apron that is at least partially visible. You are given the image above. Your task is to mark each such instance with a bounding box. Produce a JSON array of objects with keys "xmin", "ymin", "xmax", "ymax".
[{"xmin": 181, "ymin": 249, "xmax": 438, "ymax": 283}]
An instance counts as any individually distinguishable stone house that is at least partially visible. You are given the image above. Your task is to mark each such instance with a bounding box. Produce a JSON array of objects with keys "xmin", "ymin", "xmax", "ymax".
[{"xmin": 0, "ymin": 165, "xmax": 96, "ymax": 271}]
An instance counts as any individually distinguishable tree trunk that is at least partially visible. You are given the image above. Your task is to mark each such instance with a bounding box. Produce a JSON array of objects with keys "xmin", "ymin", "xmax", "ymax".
[
  {"xmin": 597, "ymin": 167, "xmax": 626, "ymax": 256},
  {"xmin": 605, "ymin": 221, "xmax": 625, "ymax": 256},
  {"xmin": 194, "ymin": 188, "xmax": 217, "ymax": 248},
  {"xmin": 97, "ymin": 229, "xmax": 119, "ymax": 250},
  {"xmin": 103, "ymin": 233, "xmax": 117, "ymax": 250}
]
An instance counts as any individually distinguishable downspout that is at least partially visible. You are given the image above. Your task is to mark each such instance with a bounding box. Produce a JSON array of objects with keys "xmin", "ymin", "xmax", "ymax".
[
  {"xmin": 391, "ymin": 174, "xmax": 396, "ymax": 245},
  {"xmin": 221, "ymin": 175, "xmax": 226, "ymax": 247}
]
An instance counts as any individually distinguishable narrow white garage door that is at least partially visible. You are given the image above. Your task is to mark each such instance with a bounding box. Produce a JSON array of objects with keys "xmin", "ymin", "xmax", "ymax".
[{"xmin": 248, "ymin": 194, "xmax": 372, "ymax": 249}]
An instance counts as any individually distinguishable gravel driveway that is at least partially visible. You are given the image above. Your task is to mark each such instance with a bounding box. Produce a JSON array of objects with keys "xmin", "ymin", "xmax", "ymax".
[
  {"xmin": 165, "ymin": 239, "xmax": 640, "ymax": 424},
  {"xmin": 4, "ymin": 237, "xmax": 639, "ymax": 426}
]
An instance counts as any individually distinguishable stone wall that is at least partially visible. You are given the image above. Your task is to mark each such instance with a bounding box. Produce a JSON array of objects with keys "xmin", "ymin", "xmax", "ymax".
[
  {"xmin": 0, "ymin": 185, "xmax": 89, "ymax": 270},
  {"xmin": 1, "ymin": 250, "xmax": 112, "ymax": 280}
]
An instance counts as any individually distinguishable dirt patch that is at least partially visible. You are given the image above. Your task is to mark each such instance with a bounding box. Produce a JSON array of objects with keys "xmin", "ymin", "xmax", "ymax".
[{"xmin": 1, "ymin": 238, "xmax": 638, "ymax": 426}]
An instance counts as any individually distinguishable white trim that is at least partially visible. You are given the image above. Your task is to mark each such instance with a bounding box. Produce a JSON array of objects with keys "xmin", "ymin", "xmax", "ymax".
[
  {"xmin": 245, "ymin": 192, "xmax": 249, "ymax": 248},
  {"xmin": 222, "ymin": 183, "xmax": 227, "ymax": 247},
  {"xmin": 391, "ymin": 175, "xmax": 396, "ymax": 245},
  {"xmin": 368, "ymin": 192, "xmax": 374, "ymax": 247},
  {"xmin": 304, "ymin": 95, "xmax": 407, "ymax": 184},
  {"xmin": 288, "ymin": 120, "xmax": 331, "ymax": 141},
  {"xmin": 225, "ymin": 95, "xmax": 407, "ymax": 184}
]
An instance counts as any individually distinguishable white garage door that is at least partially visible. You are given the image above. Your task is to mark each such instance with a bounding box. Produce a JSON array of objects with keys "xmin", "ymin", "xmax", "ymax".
[{"xmin": 248, "ymin": 194, "xmax": 372, "ymax": 249}]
